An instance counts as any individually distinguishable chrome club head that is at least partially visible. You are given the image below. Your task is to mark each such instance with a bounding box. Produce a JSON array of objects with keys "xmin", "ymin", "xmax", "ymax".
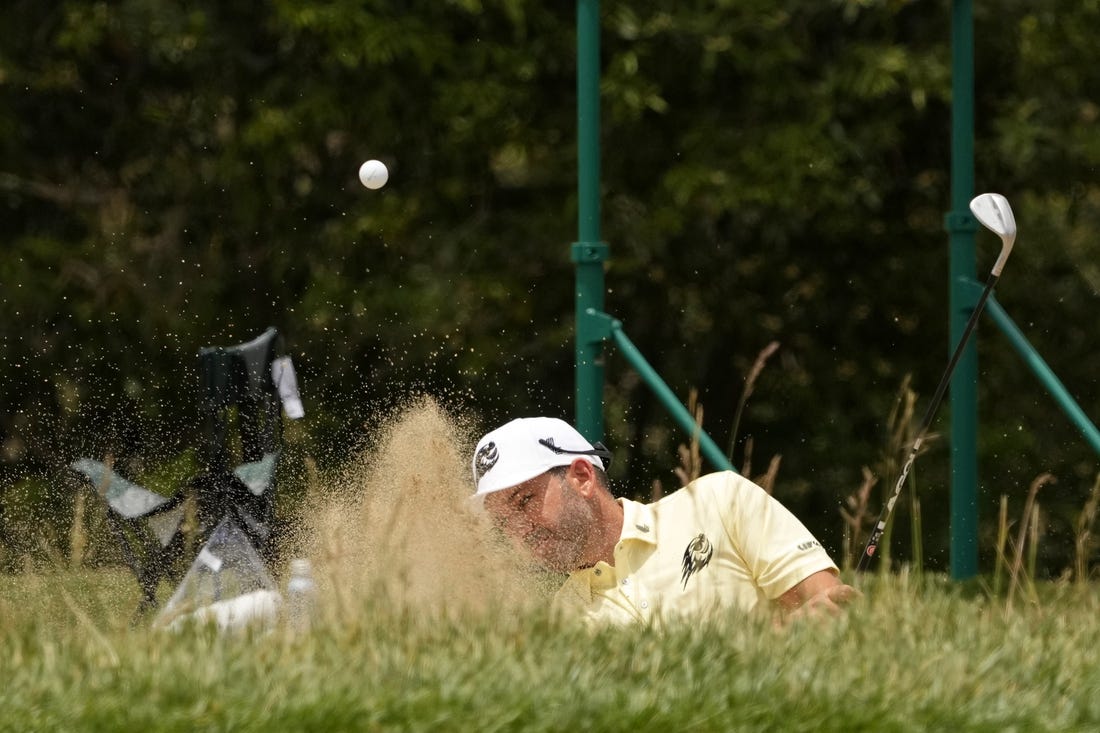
[{"xmin": 969, "ymin": 193, "xmax": 1017, "ymax": 276}]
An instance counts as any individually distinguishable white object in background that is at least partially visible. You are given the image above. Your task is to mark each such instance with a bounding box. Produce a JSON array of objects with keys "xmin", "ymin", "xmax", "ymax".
[
  {"xmin": 154, "ymin": 517, "xmax": 280, "ymax": 630},
  {"xmin": 197, "ymin": 547, "xmax": 223, "ymax": 573},
  {"xmin": 358, "ymin": 159, "xmax": 389, "ymax": 189},
  {"xmin": 285, "ymin": 558, "xmax": 318, "ymax": 633},
  {"xmin": 271, "ymin": 356, "xmax": 305, "ymax": 419},
  {"xmin": 165, "ymin": 589, "xmax": 282, "ymax": 633}
]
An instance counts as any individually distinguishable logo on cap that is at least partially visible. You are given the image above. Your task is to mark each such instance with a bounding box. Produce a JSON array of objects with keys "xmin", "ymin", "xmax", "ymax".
[{"xmin": 475, "ymin": 441, "xmax": 499, "ymax": 481}]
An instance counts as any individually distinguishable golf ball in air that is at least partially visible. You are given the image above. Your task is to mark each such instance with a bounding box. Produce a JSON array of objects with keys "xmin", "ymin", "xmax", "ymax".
[{"xmin": 359, "ymin": 159, "xmax": 388, "ymax": 189}]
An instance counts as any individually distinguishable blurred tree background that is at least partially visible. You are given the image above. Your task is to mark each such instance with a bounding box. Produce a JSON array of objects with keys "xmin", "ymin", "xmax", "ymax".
[{"xmin": 1, "ymin": 0, "xmax": 1098, "ymax": 575}]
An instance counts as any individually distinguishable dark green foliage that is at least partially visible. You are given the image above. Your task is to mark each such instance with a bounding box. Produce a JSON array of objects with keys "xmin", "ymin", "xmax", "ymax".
[{"xmin": 1, "ymin": 1, "xmax": 1098, "ymax": 573}]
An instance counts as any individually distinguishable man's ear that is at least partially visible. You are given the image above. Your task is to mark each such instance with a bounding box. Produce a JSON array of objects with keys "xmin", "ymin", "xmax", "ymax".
[{"xmin": 567, "ymin": 458, "xmax": 598, "ymax": 498}]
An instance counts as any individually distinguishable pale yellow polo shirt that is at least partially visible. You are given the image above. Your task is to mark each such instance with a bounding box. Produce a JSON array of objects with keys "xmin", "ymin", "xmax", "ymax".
[{"xmin": 554, "ymin": 471, "xmax": 838, "ymax": 625}]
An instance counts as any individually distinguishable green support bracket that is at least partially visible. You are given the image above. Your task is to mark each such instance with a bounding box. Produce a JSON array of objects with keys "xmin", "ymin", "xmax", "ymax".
[
  {"xmin": 959, "ymin": 280, "xmax": 1100, "ymax": 457},
  {"xmin": 944, "ymin": 211, "xmax": 980, "ymax": 234},
  {"xmin": 573, "ymin": 242, "xmax": 610, "ymax": 441},
  {"xmin": 580, "ymin": 308, "xmax": 737, "ymax": 474}
]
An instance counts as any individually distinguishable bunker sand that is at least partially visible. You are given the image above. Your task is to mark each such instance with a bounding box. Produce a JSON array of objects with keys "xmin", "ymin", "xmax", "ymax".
[{"xmin": 295, "ymin": 398, "xmax": 553, "ymax": 624}]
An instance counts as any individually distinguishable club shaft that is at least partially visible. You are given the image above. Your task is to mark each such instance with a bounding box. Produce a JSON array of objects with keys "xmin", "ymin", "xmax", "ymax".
[{"xmin": 856, "ymin": 271, "xmax": 999, "ymax": 572}]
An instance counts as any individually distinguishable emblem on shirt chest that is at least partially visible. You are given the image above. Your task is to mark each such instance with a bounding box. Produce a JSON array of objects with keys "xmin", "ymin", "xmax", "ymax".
[{"xmin": 681, "ymin": 533, "xmax": 713, "ymax": 588}]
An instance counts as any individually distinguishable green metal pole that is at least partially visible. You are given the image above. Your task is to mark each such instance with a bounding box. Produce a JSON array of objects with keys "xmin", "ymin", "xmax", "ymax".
[
  {"xmin": 946, "ymin": 0, "xmax": 980, "ymax": 579},
  {"xmin": 573, "ymin": 0, "xmax": 609, "ymax": 441}
]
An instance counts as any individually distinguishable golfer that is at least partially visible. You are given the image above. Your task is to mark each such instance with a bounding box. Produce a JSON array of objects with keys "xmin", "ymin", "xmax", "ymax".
[{"xmin": 472, "ymin": 416, "xmax": 858, "ymax": 624}]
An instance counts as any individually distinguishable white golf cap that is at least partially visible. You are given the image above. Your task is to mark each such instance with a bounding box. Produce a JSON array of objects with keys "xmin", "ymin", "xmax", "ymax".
[{"xmin": 471, "ymin": 417, "xmax": 610, "ymax": 497}]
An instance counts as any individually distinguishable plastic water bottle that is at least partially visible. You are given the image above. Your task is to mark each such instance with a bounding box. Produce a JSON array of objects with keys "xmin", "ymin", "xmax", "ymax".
[{"xmin": 285, "ymin": 558, "xmax": 318, "ymax": 633}]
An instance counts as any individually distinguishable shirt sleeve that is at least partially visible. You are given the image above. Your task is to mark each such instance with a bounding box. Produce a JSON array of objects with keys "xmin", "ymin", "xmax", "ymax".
[{"xmin": 704, "ymin": 472, "xmax": 838, "ymax": 600}]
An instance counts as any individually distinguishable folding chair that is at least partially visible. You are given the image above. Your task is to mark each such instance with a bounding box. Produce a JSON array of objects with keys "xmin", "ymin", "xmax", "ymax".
[{"xmin": 71, "ymin": 327, "xmax": 302, "ymax": 614}]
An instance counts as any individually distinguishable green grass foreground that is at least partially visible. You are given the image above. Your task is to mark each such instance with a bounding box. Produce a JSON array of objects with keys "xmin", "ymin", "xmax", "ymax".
[{"xmin": 2, "ymin": 570, "xmax": 1100, "ymax": 732}]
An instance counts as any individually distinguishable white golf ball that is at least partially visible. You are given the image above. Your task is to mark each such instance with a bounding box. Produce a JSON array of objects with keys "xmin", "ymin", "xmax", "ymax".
[{"xmin": 358, "ymin": 159, "xmax": 388, "ymax": 190}]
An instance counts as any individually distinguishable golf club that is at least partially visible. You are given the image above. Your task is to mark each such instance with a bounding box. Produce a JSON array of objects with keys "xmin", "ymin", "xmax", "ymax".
[{"xmin": 856, "ymin": 193, "xmax": 1017, "ymax": 572}]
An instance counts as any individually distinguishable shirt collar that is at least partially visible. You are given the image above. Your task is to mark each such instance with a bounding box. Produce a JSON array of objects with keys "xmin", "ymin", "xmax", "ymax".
[
  {"xmin": 618, "ymin": 497, "xmax": 656, "ymax": 545},
  {"xmin": 562, "ymin": 498, "xmax": 656, "ymax": 600}
]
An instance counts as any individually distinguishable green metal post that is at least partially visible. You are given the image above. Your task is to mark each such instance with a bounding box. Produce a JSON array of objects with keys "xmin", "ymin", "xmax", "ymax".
[
  {"xmin": 946, "ymin": 0, "xmax": 980, "ymax": 579},
  {"xmin": 573, "ymin": 0, "xmax": 609, "ymax": 441}
]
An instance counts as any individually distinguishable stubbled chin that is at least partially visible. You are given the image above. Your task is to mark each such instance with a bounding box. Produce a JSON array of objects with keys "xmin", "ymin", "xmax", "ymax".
[{"xmin": 527, "ymin": 539, "xmax": 572, "ymax": 573}]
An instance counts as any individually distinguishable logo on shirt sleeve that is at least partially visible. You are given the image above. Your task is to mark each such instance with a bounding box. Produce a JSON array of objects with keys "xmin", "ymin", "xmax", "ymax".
[{"xmin": 681, "ymin": 533, "xmax": 713, "ymax": 589}]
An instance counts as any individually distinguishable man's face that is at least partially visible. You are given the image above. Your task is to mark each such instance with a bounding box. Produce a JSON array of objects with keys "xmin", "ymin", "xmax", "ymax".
[{"xmin": 483, "ymin": 470, "xmax": 595, "ymax": 572}]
